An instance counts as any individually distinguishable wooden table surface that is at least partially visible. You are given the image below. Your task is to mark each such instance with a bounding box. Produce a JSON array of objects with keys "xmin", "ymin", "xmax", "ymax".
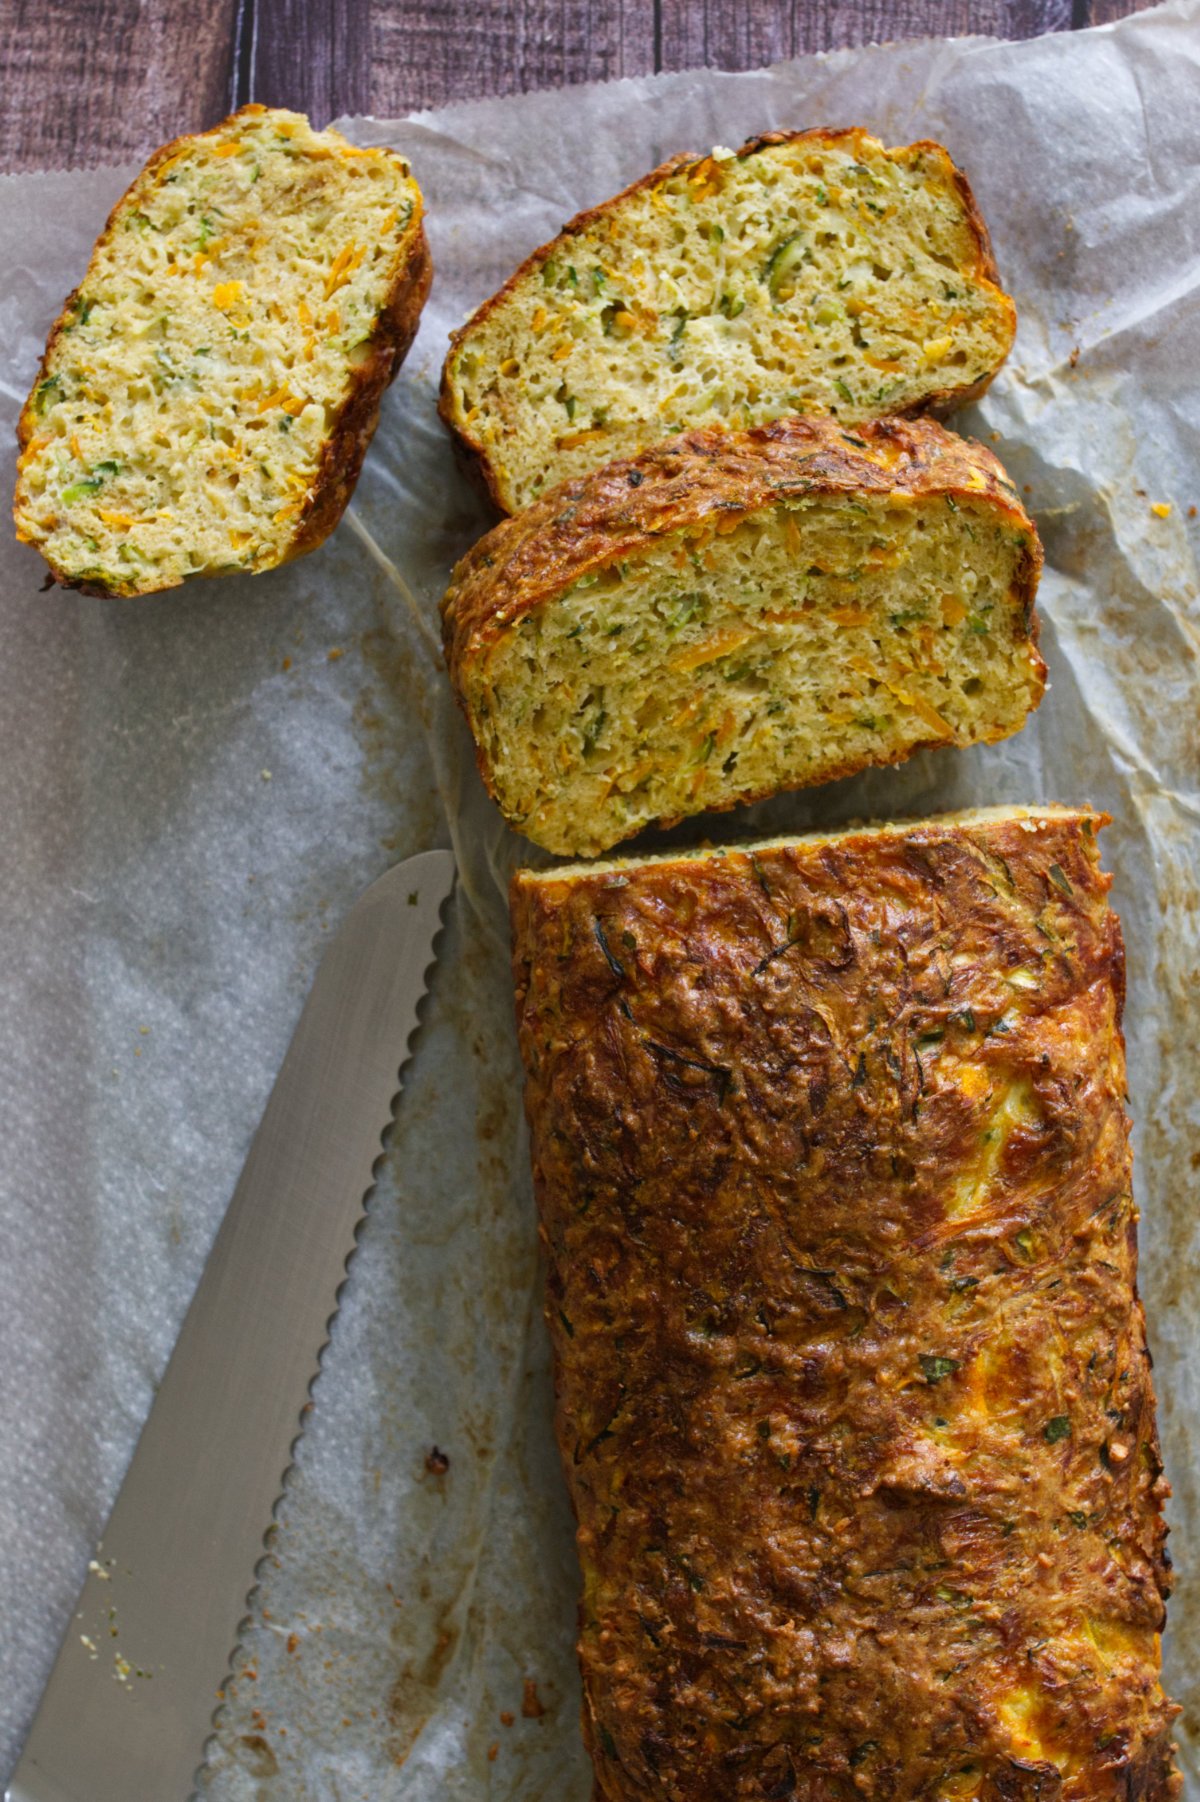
[{"xmin": 1, "ymin": 0, "xmax": 1150, "ymax": 174}]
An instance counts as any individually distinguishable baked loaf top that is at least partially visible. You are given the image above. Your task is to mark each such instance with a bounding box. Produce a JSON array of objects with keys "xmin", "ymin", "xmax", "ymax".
[
  {"xmin": 512, "ymin": 806, "xmax": 1177, "ymax": 1802},
  {"xmin": 14, "ymin": 105, "xmax": 431, "ymax": 597},
  {"xmin": 441, "ymin": 127, "xmax": 1016, "ymax": 513},
  {"xmin": 444, "ymin": 416, "xmax": 1045, "ymax": 855}
]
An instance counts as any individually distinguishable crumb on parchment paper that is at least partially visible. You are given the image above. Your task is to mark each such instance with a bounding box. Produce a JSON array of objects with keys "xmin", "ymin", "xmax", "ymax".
[{"xmin": 521, "ymin": 1678, "xmax": 546, "ymax": 1719}]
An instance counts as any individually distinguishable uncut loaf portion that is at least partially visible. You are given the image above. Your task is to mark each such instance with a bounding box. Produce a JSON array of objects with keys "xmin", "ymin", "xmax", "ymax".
[
  {"xmin": 441, "ymin": 127, "xmax": 1016, "ymax": 513},
  {"xmin": 442, "ymin": 415, "xmax": 1045, "ymax": 858},
  {"xmin": 511, "ymin": 806, "xmax": 1178, "ymax": 1802},
  {"xmin": 14, "ymin": 106, "xmax": 431, "ymax": 598}
]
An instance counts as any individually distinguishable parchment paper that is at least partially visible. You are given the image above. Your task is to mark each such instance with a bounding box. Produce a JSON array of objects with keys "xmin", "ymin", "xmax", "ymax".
[{"xmin": 2, "ymin": 5, "xmax": 1199, "ymax": 1794}]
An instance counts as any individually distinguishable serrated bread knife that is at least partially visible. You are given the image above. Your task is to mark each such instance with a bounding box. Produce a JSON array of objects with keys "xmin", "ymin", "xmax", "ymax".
[{"xmin": 7, "ymin": 848, "xmax": 456, "ymax": 1802}]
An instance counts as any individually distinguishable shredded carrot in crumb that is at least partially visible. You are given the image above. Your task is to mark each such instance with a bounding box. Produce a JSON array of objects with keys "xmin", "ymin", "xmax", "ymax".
[
  {"xmin": 380, "ymin": 208, "xmax": 398, "ymax": 235},
  {"xmin": 531, "ymin": 307, "xmax": 549, "ymax": 333},
  {"xmin": 212, "ymin": 140, "xmax": 244, "ymax": 158},
  {"xmin": 670, "ymin": 627, "xmax": 755, "ymax": 673},
  {"xmin": 324, "ymin": 242, "xmax": 366, "ymax": 298},
  {"xmin": 17, "ymin": 435, "xmax": 48, "ymax": 472},
  {"xmin": 551, "ymin": 341, "xmax": 573, "ymax": 362},
  {"xmin": 298, "ymin": 297, "xmax": 313, "ymax": 328},
  {"xmin": 687, "ymin": 156, "xmax": 724, "ymax": 201},
  {"xmin": 303, "ymin": 337, "xmax": 316, "ymax": 361},
  {"xmin": 70, "ymin": 433, "xmax": 83, "ymax": 460},
  {"xmin": 229, "ymin": 528, "xmax": 252, "ymax": 549},
  {"xmin": 98, "ymin": 510, "xmax": 137, "ymax": 528},
  {"xmin": 555, "ymin": 428, "xmax": 607, "ymax": 451},
  {"xmin": 887, "ymin": 682, "xmax": 952, "ymax": 736},
  {"xmin": 273, "ymin": 500, "xmax": 305, "ymax": 524},
  {"xmin": 940, "ymin": 592, "xmax": 967, "ymax": 626},
  {"xmin": 211, "ymin": 281, "xmax": 245, "ymax": 310}
]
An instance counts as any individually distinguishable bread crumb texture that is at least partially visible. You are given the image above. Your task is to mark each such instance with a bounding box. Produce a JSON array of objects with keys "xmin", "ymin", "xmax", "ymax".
[
  {"xmin": 14, "ymin": 105, "xmax": 430, "ymax": 597},
  {"xmin": 442, "ymin": 416, "xmax": 1045, "ymax": 858},
  {"xmin": 442, "ymin": 128, "xmax": 1015, "ymax": 512}
]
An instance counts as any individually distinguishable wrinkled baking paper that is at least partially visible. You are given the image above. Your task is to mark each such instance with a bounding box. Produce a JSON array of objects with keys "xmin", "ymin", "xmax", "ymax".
[{"xmin": 2, "ymin": 3, "xmax": 1199, "ymax": 1793}]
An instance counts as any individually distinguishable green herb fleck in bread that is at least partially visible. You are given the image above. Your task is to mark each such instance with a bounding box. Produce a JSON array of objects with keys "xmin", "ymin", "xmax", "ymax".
[
  {"xmin": 440, "ymin": 128, "xmax": 1016, "ymax": 514},
  {"xmin": 14, "ymin": 105, "xmax": 432, "ymax": 598}
]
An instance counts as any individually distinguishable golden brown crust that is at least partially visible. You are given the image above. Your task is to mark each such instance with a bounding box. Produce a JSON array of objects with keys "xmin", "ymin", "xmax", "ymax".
[
  {"xmin": 441, "ymin": 415, "xmax": 1046, "ymax": 845},
  {"xmin": 511, "ymin": 809, "xmax": 1178, "ymax": 1802},
  {"xmin": 14, "ymin": 105, "xmax": 432, "ymax": 599},
  {"xmin": 438, "ymin": 127, "xmax": 1016, "ymax": 513}
]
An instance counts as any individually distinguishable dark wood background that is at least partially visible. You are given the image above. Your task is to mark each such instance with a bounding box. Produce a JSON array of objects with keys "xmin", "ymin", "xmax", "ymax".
[{"xmin": 1, "ymin": 0, "xmax": 1150, "ymax": 173}]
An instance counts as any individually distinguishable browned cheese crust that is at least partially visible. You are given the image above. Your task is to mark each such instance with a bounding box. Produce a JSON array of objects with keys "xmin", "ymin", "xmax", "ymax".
[
  {"xmin": 441, "ymin": 416, "xmax": 1046, "ymax": 834},
  {"xmin": 510, "ymin": 809, "xmax": 1178, "ymax": 1802},
  {"xmin": 15, "ymin": 105, "xmax": 432, "ymax": 598},
  {"xmin": 439, "ymin": 127, "xmax": 1013, "ymax": 513}
]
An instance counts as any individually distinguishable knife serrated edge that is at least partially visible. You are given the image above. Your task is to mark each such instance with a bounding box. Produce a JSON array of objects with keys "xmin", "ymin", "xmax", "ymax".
[
  {"xmin": 194, "ymin": 866, "xmax": 455, "ymax": 1794},
  {"xmin": 8, "ymin": 849, "xmax": 457, "ymax": 1802}
]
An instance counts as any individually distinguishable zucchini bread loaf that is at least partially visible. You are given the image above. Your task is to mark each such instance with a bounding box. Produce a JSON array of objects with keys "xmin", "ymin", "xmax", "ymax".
[
  {"xmin": 14, "ymin": 106, "xmax": 431, "ymax": 597},
  {"xmin": 441, "ymin": 128, "xmax": 1015, "ymax": 512},
  {"xmin": 511, "ymin": 806, "xmax": 1177, "ymax": 1802},
  {"xmin": 443, "ymin": 416, "xmax": 1045, "ymax": 857}
]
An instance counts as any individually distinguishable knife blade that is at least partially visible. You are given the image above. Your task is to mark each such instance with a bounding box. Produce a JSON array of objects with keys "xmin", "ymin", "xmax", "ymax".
[{"xmin": 7, "ymin": 847, "xmax": 456, "ymax": 1802}]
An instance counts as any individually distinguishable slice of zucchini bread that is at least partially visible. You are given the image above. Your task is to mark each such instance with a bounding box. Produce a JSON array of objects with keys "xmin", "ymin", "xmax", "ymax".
[
  {"xmin": 511, "ymin": 805, "xmax": 1179, "ymax": 1802},
  {"xmin": 441, "ymin": 128, "xmax": 1015, "ymax": 513},
  {"xmin": 14, "ymin": 106, "xmax": 432, "ymax": 597},
  {"xmin": 441, "ymin": 416, "xmax": 1045, "ymax": 858}
]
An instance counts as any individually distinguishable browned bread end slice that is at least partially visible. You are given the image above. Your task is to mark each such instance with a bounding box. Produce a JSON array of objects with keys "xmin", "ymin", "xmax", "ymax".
[{"xmin": 14, "ymin": 105, "xmax": 431, "ymax": 598}]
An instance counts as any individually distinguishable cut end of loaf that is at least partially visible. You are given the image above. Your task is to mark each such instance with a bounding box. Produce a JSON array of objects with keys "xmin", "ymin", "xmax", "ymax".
[
  {"xmin": 442, "ymin": 127, "xmax": 1016, "ymax": 513},
  {"xmin": 14, "ymin": 105, "xmax": 428, "ymax": 597},
  {"xmin": 447, "ymin": 418, "xmax": 1046, "ymax": 859}
]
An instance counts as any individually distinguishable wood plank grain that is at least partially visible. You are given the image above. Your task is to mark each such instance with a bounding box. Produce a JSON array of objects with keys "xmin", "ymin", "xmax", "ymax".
[
  {"xmin": 244, "ymin": 0, "xmax": 372, "ymax": 119},
  {"xmin": 1084, "ymin": 0, "xmax": 1157, "ymax": 21},
  {"xmin": 0, "ymin": 0, "xmax": 239, "ymax": 172},
  {"xmin": 0, "ymin": 0, "xmax": 1146, "ymax": 174},
  {"xmin": 659, "ymin": 0, "xmax": 1075, "ymax": 68},
  {"xmin": 248, "ymin": 0, "xmax": 656, "ymax": 125}
]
